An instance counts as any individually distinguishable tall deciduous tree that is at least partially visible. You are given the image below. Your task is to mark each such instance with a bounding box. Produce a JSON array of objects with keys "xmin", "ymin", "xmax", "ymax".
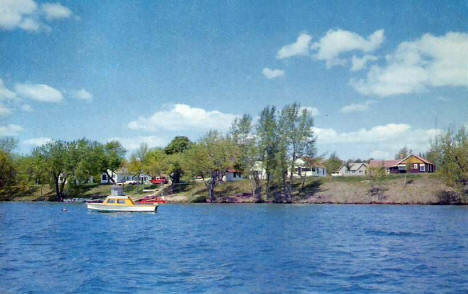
[
  {"xmin": 230, "ymin": 114, "xmax": 262, "ymax": 201},
  {"xmin": 256, "ymin": 106, "xmax": 278, "ymax": 201},
  {"xmin": 99, "ymin": 141, "xmax": 126, "ymax": 184},
  {"xmin": 183, "ymin": 131, "xmax": 238, "ymax": 202},
  {"xmin": 278, "ymin": 103, "xmax": 316, "ymax": 201}
]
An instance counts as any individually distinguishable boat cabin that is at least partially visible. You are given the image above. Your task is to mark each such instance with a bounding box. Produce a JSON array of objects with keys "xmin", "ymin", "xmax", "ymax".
[{"xmin": 103, "ymin": 196, "xmax": 135, "ymax": 206}]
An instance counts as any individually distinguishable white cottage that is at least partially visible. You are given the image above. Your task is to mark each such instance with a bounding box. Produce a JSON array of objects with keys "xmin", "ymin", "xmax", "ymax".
[
  {"xmin": 224, "ymin": 169, "xmax": 243, "ymax": 182},
  {"xmin": 292, "ymin": 158, "xmax": 327, "ymax": 177},
  {"xmin": 338, "ymin": 162, "xmax": 368, "ymax": 176}
]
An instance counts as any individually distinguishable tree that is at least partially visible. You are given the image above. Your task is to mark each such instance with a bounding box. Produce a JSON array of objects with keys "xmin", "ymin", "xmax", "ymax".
[
  {"xmin": 230, "ymin": 114, "xmax": 261, "ymax": 201},
  {"xmin": 164, "ymin": 136, "xmax": 192, "ymax": 155},
  {"xmin": 395, "ymin": 147, "xmax": 412, "ymax": 160},
  {"xmin": 144, "ymin": 148, "xmax": 167, "ymax": 177},
  {"xmin": 437, "ymin": 127, "xmax": 468, "ymax": 198},
  {"xmin": 183, "ymin": 131, "xmax": 238, "ymax": 202},
  {"xmin": 256, "ymin": 106, "xmax": 278, "ymax": 201},
  {"xmin": 0, "ymin": 137, "xmax": 17, "ymax": 153},
  {"xmin": 324, "ymin": 152, "xmax": 342, "ymax": 174},
  {"xmin": 98, "ymin": 141, "xmax": 126, "ymax": 184},
  {"xmin": 0, "ymin": 150, "xmax": 17, "ymax": 200},
  {"xmin": 33, "ymin": 141, "xmax": 71, "ymax": 201},
  {"xmin": 277, "ymin": 103, "xmax": 316, "ymax": 201}
]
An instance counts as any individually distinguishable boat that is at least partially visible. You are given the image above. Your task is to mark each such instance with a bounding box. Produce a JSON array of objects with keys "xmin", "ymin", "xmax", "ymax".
[
  {"xmin": 87, "ymin": 195, "xmax": 158, "ymax": 212},
  {"xmin": 136, "ymin": 196, "xmax": 167, "ymax": 204}
]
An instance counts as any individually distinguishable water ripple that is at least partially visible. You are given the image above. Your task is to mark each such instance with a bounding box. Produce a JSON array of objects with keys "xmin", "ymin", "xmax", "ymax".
[{"xmin": 1, "ymin": 203, "xmax": 468, "ymax": 293}]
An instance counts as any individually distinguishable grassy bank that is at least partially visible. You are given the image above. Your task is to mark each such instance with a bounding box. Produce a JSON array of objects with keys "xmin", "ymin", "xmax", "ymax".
[
  {"xmin": 12, "ymin": 173, "xmax": 463, "ymax": 205},
  {"xmin": 164, "ymin": 174, "xmax": 463, "ymax": 205}
]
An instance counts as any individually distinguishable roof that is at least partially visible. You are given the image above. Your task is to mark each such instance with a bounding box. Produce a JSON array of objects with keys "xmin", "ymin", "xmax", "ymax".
[
  {"xmin": 369, "ymin": 155, "xmax": 433, "ymax": 168},
  {"xmin": 342, "ymin": 162, "xmax": 367, "ymax": 171},
  {"xmin": 369, "ymin": 160, "xmax": 399, "ymax": 169},
  {"xmin": 397, "ymin": 154, "xmax": 434, "ymax": 165},
  {"xmin": 296, "ymin": 157, "xmax": 326, "ymax": 168}
]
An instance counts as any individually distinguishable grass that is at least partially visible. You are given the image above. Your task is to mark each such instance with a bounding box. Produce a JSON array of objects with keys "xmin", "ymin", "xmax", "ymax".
[{"xmin": 12, "ymin": 173, "xmax": 460, "ymax": 205}]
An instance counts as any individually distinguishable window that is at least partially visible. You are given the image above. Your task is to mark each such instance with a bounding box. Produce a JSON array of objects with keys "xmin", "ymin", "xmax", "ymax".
[
  {"xmin": 108, "ymin": 199, "xmax": 115, "ymax": 204},
  {"xmin": 102, "ymin": 174, "xmax": 107, "ymax": 181},
  {"xmin": 117, "ymin": 200, "xmax": 125, "ymax": 204},
  {"xmin": 420, "ymin": 164, "xmax": 425, "ymax": 172},
  {"xmin": 413, "ymin": 164, "xmax": 418, "ymax": 169}
]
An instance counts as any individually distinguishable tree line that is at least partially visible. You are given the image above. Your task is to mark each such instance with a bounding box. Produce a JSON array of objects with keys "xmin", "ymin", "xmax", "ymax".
[
  {"xmin": 0, "ymin": 103, "xmax": 316, "ymax": 202},
  {"xmin": 2, "ymin": 104, "xmax": 467, "ymax": 202}
]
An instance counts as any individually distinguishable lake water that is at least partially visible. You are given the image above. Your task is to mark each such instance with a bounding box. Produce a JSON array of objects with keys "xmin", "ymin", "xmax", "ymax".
[{"xmin": 1, "ymin": 203, "xmax": 468, "ymax": 293}]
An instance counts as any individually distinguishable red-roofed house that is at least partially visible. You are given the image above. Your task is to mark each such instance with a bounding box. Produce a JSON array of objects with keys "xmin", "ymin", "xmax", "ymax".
[{"xmin": 369, "ymin": 155, "xmax": 435, "ymax": 174}]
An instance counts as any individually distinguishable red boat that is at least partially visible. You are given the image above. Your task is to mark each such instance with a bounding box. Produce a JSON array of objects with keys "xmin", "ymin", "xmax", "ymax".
[{"xmin": 136, "ymin": 196, "xmax": 167, "ymax": 204}]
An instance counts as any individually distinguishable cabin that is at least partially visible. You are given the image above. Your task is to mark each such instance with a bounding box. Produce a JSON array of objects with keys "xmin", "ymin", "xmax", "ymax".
[
  {"xmin": 292, "ymin": 158, "xmax": 327, "ymax": 177},
  {"xmin": 224, "ymin": 169, "xmax": 243, "ymax": 182},
  {"xmin": 369, "ymin": 155, "xmax": 435, "ymax": 174},
  {"xmin": 338, "ymin": 162, "xmax": 368, "ymax": 176}
]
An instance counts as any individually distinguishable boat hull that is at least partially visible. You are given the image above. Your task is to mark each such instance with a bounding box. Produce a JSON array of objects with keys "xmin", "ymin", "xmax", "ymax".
[{"xmin": 87, "ymin": 203, "xmax": 158, "ymax": 212}]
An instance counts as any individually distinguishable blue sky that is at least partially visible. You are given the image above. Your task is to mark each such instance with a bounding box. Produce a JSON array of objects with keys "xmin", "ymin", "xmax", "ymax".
[{"xmin": 1, "ymin": 0, "xmax": 468, "ymax": 159}]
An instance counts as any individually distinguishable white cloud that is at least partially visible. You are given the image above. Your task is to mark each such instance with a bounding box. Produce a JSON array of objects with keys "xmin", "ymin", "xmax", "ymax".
[
  {"xmin": 0, "ymin": 104, "xmax": 11, "ymax": 116},
  {"xmin": 72, "ymin": 88, "xmax": 93, "ymax": 101},
  {"xmin": 314, "ymin": 123, "xmax": 442, "ymax": 158},
  {"xmin": 0, "ymin": 0, "xmax": 72, "ymax": 32},
  {"xmin": 300, "ymin": 106, "xmax": 320, "ymax": 116},
  {"xmin": 370, "ymin": 150, "xmax": 390, "ymax": 160},
  {"xmin": 314, "ymin": 123, "xmax": 411, "ymax": 144},
  {"xmin": 0, "ymin": 0, "xmax": 37, "ymax": 31},
  {"xmin": 21, "ymin": 104, "xmax": 33, "ymax": 112},
  {"xmin": 108, "ymin": 136, "xmax": 168, "ymax": 151},
  {"xmin": 41, "ymin": 3, "xmax": 71, "ymax": 20},
  {"xmin": 340, "ymin": 100, "xmax": 375, "ymax": 113},
  {"xmin": 277, "ymin": 33, "xmax": 312, "ymax": 59},
  {"xmin": 351, "ymin": 32, "xmax": 468, "ymax": 97},
  {"xmin": 351, "ymin": 55, "xmax": 378, "ymax": 71},
  {"xmin": 23, "ymin": 137, "xmax": 52, "ymax": 146},
  {"xmin": 262, "ymin": 68, "xmax": 285, "ymax": 79},
  {"xmin": 15, "ymin": 83, "xmax": 63, "ymax": 102},
  {"xmin": 311, "ymin": 29, "xmax": 384, "ymax": 68},
  {"xmin": 0, "ymin": 79, "xmax": 16, "ymax": 100},
  {"xmin": 0, "ymin": 124, "xmax": 22, "ymax": 136},
  {"xmin": 128, "ymin": 104, "xmax": 238, "ymax": 132}
]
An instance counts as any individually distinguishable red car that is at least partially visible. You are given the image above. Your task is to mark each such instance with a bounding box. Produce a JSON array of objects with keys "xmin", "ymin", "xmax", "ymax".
[{"xmin": 150, "ymin": 177, "xmax": 168, "ymax": 185}]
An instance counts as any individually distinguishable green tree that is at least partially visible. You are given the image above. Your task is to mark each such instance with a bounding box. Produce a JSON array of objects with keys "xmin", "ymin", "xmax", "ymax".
[
  {"xmin": 98, "ymin": 141, "xmax": 126, "ymax": 184},
  {"xmin": 164, "ymin": 136, "xmax": 192, "ymax": 155},
  {"xmin": 183, "ymin": 131, "xmax": 238, "ymax": 202},
  {"xmin": 278, "ymin": 103, "xmax": 316, "ymax": 201},
  {"xmin": 0, "ymin": 150, "xmax": 17, "ymax": 200},
  {"xmin": 324, "ymin": 152, "xmax": 342, "ymax": 174},
  {"xmin": 437, "ymin": 127, "xmax": 468, "ymax": 198},
  {"xmin": 33, "ymin": 140, "xmax": 72, "ymax": 201},
  {"xmin": 256, "ymin": 106, "xmax": 278, "ymax": 201},
  {"xmin": 230, "ymin": 114, "xmax": 262, "ymax": 201}
]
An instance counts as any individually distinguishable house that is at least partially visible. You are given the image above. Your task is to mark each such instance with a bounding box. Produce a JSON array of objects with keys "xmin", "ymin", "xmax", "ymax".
[
  {"xmin": 224, "ymin": 169, "xmax": 244, "ymax": 182},
  {"xmin": 101, "ymin": 168, "xmax": 151, "ymax": 184},
  {"xmin": 338, "ymin": 162, "xmax": 368, "ymax": 176},
  {"xmin": 369, "ymin": 154, "xmax": 435, "ymax": 174},
  {"xmin": 292, "ymin": 158, "xmax": 327, "ymax": 177}
]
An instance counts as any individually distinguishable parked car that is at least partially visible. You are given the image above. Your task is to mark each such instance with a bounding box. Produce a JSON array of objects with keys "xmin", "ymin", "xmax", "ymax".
[{"xmin": 150, "ymin": 177, "xmax": 168, "ymax": 185}]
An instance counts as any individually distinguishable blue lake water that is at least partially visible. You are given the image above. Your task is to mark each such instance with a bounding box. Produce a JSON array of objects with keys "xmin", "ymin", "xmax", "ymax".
[{"xmin": 1, "ymin": 203, "xmax": 468, "ymax": 294}]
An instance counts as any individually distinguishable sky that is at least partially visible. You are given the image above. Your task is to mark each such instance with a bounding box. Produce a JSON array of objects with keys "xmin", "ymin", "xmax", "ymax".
[{"xmin": 1, "ymin": 0, "xmax": 468, "ymax": 160}]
